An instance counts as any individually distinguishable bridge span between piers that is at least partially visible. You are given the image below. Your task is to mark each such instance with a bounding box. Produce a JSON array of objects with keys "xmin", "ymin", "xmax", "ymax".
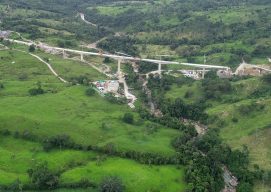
[{"xmin": 7, "ymin": 38, "xmax": 230, "ymax": 78}]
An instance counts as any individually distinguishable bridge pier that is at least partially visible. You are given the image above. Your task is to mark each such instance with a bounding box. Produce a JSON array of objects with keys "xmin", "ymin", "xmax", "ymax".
[
  {"xmin": 80, "ymin": 53, "xmax": 84, "ymax": 61},
  {"xmin": 117, "ymin": 59, "xmax": 121, "ymax": 77},
  {"xmin": 202, "ymin": 68, "xmax": 206, "ymax": 79},
  {"xmin": 62, "ymin": 50, "xmax": 66, "ymax": 59},
  {"xmin": 158, "ymin": 63, "xmax": 162, "ymax": 77}
]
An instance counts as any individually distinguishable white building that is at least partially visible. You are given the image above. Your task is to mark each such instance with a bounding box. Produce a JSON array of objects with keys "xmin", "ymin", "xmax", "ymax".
[
  {"xmin": 105, "ymin": 81, "xmax": 119, "ymax": 93},
  {"xmin": 0, "ymin": 30, "xmax": 11, "ymax": 38}
]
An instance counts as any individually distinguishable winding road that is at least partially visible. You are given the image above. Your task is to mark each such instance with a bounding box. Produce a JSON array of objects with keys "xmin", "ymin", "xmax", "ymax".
[{"xmin": 79, "ymin": 13, "xmax": 97, "ymax": 27}]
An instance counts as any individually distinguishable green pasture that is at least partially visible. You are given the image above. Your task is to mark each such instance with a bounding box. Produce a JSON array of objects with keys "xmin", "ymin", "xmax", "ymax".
[
  {"xmin": 0, "ymin": 49, "xmax": 179, "ymax": 156},
  {"xmin": 0, "ymin": 136, "xmax": 186, "ymax": 191},
  {"xmin": 61, "ymin": 158, "xmax": 186, "ymax": 192},
  {"xmin": 35, "ymin": 51, "xmax": 107, "ymax": 81}
]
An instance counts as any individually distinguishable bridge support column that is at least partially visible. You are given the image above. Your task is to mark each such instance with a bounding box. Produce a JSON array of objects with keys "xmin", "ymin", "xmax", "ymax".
[
  {"xmin": 202, "ymin": 68, "xmax": 206, "ymax": 79},
  {"xmin": 157, "ymin": 63, "xmax": 162, "ymax": 78},
  {"xmin": 62, "ymin": 50, "xmax": 66, "ymax": 59},
  {"xmin": 80, "ymin": 54, "xmax": 84, "ymax": 61},
  {"xmin": 117, "ymin": 59, "xmax": 121, "ymax": 77}
]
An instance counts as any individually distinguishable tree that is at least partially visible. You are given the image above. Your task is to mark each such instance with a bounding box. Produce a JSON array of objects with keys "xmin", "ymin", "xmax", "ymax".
[
  {"xmin": 85, "ymin": 87, "xmax": 95, "ymax": 96},
  {"xmin": 29, "ymin": 44, "xmax": 35, "ymax": 52},
  {"xmin": 8, "ymin": 179, "xmax": 23, "ymax": 192},
  {"xmin": 27, "ymin": 162, "xmax": 59, "ymax": 189},
  {"xmin": 99, "ymin": 176, "xmax": 125, "ymax": 192},
  {"xmin": 237, "ymin": 182, "xmax": 253, "ymax": 192},
  {"xmin": 0, "ymin": 82, "xmax": 4, "ymax": 89},
  {"xmin": 122, "ymin": 113, "xmax": 134, "ymax": 124},
  {"xmin": 104, "ymin": 57, "xmax": 111, "ymax": 63},
  {"xmin": 262, "ymin": 74, "xmax": 271, "ymax": 84}
]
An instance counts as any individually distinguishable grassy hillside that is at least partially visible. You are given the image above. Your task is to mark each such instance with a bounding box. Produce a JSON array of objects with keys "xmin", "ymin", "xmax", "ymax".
[
  {"xmin": 0, "ymin": 48, "xmax": 180, "ymax": 155},
  {"xmin": 0, "ymin": 136, "xmax": 186, "ymax": 191},
  {"xmin": 165, "ymin": 76, "xmax": 271, "ymax": 172},
  {"xmin": 0, "ymin": 47, "xmax": 187, "ymax": 191},
  {"xmin": 1, "ymin": 0, "xmax": 271, "ymax": 191},
  {"xmin": 1, "ymin": 0, "xmax": 270, "ymax": 66}
]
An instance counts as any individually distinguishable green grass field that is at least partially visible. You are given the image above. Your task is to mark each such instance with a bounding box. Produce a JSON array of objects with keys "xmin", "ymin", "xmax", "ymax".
[
  {"xmin": 0, "ymin": 49, "xmax": 179, "ymax": 156},
  {"xmin": 0, "ymin": 47, "xmax": 186, "ymax": 191},
  {"xmin": 0, "ymin": 136, "xmax": 186, "ymax": 191},
  {"xmin": 61, "ymin": 158, "xmax": 186, "ymax": 192}
]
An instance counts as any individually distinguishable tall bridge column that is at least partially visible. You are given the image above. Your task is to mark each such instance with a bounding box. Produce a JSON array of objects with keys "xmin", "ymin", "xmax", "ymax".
[
  {"xmin": 202, "ymin": 68, "xmax": 206, "ymax": 79},
  {"xmin": 80, "ymin": 53, "xmax": 84, "ymax": 61},
  {"xmin": 117, "ymin": 59, "xmax": 121, "ymax": 77},
  {"xmin": 158, "ymin": 63, "xmax": 162, "ymax": 77},
  {"xmin": 62, "ymin": 50, "xmax": 66, "ymax": 59}
]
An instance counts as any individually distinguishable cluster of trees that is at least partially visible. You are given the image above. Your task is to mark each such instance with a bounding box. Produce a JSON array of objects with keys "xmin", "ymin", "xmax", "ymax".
[
  {"xmin": 161, "ymin": 98, "xmax": 208, "ymax": 122},
  {"xmin": 249, "ymin": 74, "xmax": 271, "ymax": 98},
  {"xmin": 0, "ymin": 0, "xmax": 112, "ymax": 43},
  {"xmin": 201, "ymin": 78, "xmax": 232, "ymax": 100},
  {"xmin": 104, "ymin": 93, "xmax": 127, "ymax": 105},
  {"xmin": 43, "ymin": 134, "xmax": 74, "ymax": 151},
  {"xmin": 237, "ymin": 102, "xmax": 265, "ymax": 115},
  {"xmin": 124, "ymin": 64, "xmax": 142, "ymax": 90},
  {"xmin": 137, "ymin": 73, "xmax": 267, "ymax": 191},
  {"xmin": 172, "ymin": 127, "xmax": 263, "ymax": 192},
  {"xmin": 146, "ymin": 75, "xmax": 208, "ymax": 122},
  {"xmin": 70, "ymin": 75, "xmax": 90, "ymax": 85},
  {"xmin": 27, "ymin": 162, "xmax": 59, "ymax": 190},
  {"xmin": 97, "ymin": 35, "xmax": 139, "ymax": 56},
  {"xmin": 57, "ymin": 40, "xmax": 77, "ymax": 48}
]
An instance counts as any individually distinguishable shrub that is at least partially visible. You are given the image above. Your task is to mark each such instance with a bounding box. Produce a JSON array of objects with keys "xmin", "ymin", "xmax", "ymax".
[
  {"xmin": 99, "ymin": 176, "xmax": 125, "ymax": 192},
  {"xmin": 27, "ymin": 162, "xmax": 59, "ymax": 190},
  {"xmin": 29, "ymin": 44, "xmax": 35, "ymax": 52},
  {"xmin": 0, "ymin": 82, "xmax": 4, "ymax": 89},
  {"xmin": 184, "ymin": 90, "xmax": 194, "ymax": 98},
  {"xmin": 7, "ymin": 179, "xmax": 23, "ymax": 192},
  {"xmin": 238, "ymin": 103, "xmax": 265, "ymax": 115},
  {"xmin": 18, "ymin": 73, "xmax": 28, "ymax": 81},
  {"xmin": 85, "ymin": 87, "xmax": 95, "ymax": 96},
  {"xmin": 232, "ymin": 117, "xmax": 239, "ymax": 123},
  {"xmin": 262, "ymin": 74, "xmax": 271, "ymax": 84},
  {"xmin": 103, "ymin": 57, "xmax": 111, "ymax": 63},
  {"xmin": 105, "ymin": 93, "xmax": 127, "ymax": 104},
  {"xmin": 122, "ymin": 113, "xmax": 134, "ymax": 124},
  {"xmin": 29, "ymin": 87, "xmax": 44, "ymax": 96},
  {"xmin": 29, "ymin": 82, "xmax": 44, "ymax": 96},
  {"xmin": 1, "ymin": 129, "xmax": 11, "ymax": 136},
  {"xmin": 43, "ymin": 134, "xmax": 73, "ymax": 151}
]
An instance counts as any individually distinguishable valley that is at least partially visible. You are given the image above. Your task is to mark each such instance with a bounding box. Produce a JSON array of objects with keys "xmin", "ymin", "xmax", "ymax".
[{"xmin": 0, "ymin": 0, "xmax": 271, "ymax": 192}]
